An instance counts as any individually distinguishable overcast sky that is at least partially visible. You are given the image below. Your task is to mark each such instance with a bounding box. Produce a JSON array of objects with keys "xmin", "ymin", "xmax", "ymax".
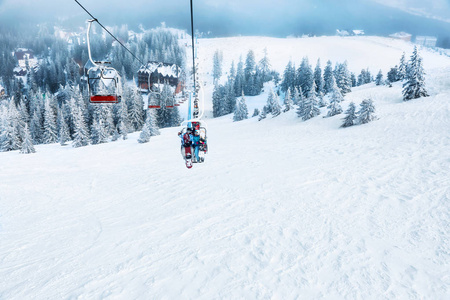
[{"xmin": 0, "ymin": 0, "xmax": 449, "ymax": 37}]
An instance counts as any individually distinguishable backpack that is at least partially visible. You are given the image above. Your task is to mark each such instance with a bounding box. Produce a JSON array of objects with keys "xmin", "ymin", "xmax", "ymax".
[{"xmin": 183, "ymin": 133, "xmax": 191, "ymax": 146}]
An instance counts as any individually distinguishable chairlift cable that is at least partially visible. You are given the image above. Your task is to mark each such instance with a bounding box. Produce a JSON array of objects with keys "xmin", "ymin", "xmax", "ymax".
[
  {"xmin": 74, "ymin": 0, "xmax": 144, "ymax": 65},
  {"xmin": 190, "ymin": 0, "xmax": 196, "ymax": 91}
]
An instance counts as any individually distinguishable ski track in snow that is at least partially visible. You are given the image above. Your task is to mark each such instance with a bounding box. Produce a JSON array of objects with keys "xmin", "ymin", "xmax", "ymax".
[{"xmin": 0, "ymin": 36, "xmax": 449, "ymax": 299}]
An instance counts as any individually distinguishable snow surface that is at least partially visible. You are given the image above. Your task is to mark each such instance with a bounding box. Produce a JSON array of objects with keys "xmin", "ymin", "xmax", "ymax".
[{"xmin": 1, "ymin": 36, "xmax": 450, "ymax": 299}]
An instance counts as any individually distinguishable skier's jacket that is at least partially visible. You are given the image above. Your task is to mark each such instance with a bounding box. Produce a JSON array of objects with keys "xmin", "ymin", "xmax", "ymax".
[
  {"xmin": 192, "ymin": 135, "xmax": 200, "ymax": 146},
  {"xmin": 182, "ymin": 132, "xmax": 192, "ymax": 147}
]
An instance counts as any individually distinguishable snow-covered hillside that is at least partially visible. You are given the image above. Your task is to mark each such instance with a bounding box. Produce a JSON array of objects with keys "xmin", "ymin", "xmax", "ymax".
[
  {"xmin": 1, "ymin": 36, "xmax": 449, "ymax": 299},
  {"xmin": 191, "ymin": 35, "xmax": 449, "ymax": 116}
]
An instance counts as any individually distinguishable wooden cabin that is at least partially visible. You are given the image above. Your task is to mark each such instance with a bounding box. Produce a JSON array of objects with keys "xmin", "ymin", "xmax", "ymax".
[{"xmin": 137, "ymin": 61, "xmax": 184, "ymax": 94}]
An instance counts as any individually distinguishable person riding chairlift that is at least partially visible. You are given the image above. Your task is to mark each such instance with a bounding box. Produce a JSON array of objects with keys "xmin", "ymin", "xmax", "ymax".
[
  {"xmin": 178, "ymin": 128, "xmax": 193, "ymax": 148},
  {"xmin": 192, "ymin": 130, "xmax": 201, "ymax": 162}
]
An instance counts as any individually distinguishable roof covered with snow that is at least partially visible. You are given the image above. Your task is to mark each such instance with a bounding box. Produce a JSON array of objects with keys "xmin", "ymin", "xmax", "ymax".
[
  {"xmin": 389, "ymin": 32, "xmax": 412, "ymax": 38},
  {"xmin": 138, "ymin": 61, "xmax": 181, "ymax": 78}
]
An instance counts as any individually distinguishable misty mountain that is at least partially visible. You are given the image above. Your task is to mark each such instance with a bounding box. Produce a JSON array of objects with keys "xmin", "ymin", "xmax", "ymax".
[{"xmin": 0, "ymin": 0, "xmax": 449, "ymax": 47}]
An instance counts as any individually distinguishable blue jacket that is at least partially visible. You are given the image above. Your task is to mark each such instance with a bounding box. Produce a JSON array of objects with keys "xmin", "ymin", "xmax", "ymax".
[{"xmin": 192, "ymin": 135, "xmax": 200, "ymax": 146}]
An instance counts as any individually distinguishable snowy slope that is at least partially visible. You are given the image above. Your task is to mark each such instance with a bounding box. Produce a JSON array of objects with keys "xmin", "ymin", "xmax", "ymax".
[
  {"xmin": 190, "ymin": 35, "xmax": 448, "ymax": 117},
  {"xmin": 1, "ymin": 36, "xmax": 450, "ymax": 299}
]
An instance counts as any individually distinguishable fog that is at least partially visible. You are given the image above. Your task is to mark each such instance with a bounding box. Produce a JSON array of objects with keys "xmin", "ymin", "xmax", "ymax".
[{"xmin": 0, "ymin": 0, "xmax": 449, "ymax": 44}]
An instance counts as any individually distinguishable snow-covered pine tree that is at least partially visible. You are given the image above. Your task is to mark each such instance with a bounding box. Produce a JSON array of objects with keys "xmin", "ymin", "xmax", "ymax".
[
  {"xmin": 266, "ymin": 88, "xmax": 281, "ymax": 117},
  {"xmin": 297, "ymin": 57, "xmax": 314, "ymax": 97},
  {"xmin": 326, "ymin": 75, "xmax": 343, "ymax": 117},
  {"xmin": 225, "ymin": 81, "xmax": 237, "ymax": 114},
  {"xmin": 314, "ymin": 58, "xmax": 324, "ymax": 94},
  {"xmin": 212, "ymin": 83, "xmax": 225, "ymax": 117},
  {"xmin": 357, "ymin": 68, "xmax": 372, "ymax": 86},
  {"xmin": 18, "ymin": 101, "xmax": 29, "ymax": 129},
  {"xmin": 102, "ymin": 105, "xmax": 115, "ymax": 137},
  {"xmin": 357, "ymin": 98, "xmax": 377, "ymax": 124},
  {"xmin": 341, "ymin": 102, "xmax": 357, "ymax": 128},
  {"xmin": 7, "ymin": 100, "xmax": 24, "ymax": 149},
  {"xmin": 300, "ymin": 81, "xmax": 321, "ymax": 121},
  {"xmin": 387, "ymin": 66, "xmax": 400, "ymax": 83},
  {"xmin": 156, "ymin": 85, "xmax": 182, "ymax": 128},
  {"xmin": 138, "ymin": 122, "xmax": 151, "ymax": 143},
  {"xmin": 138, "ymin": 110, "xmax": 156, "ymax": 143},
  {"xmin": 318, "ymin": 91, "xmax": 327, "ymax": 108},
  {"xmin": 364, "ymin": 68, "xmax": 373, "ymax": 84},
  {"xmin": 91, "ymin": 117, "xmax": 108, "ymax": 145},
  {"xmin": 323, "ymin": 60, "xmax": 334, "ymax": 94},
  {"xmin": 228, "ymin": 60, "xmax": 236, "ymax": 82},
  {"xmin": 271, "ymin": 93, "xmax": 282, "ymax": 118},
  {"xmin": 402, "ymin": 46, "xmax": 429, "ymax": 101},
  {"xmin": 128, "ymin": 85, "xmax": 144, "ymax": 131},
  {"xmin": 30, "ymin": 109, "xmax": 43, "ymax": 144},
  {"xmin": 13, "ymin": 78, "xmax": 24, "ymax": 107},
  {"xmin": 0, "ymin": 123, "xmax": 16, "ymax": 152},
  {"xmin": 258, "ymin": 48, "xmax": 271, "ymax": 82},
  {"xmin": 283, "ymin": 88, "xmax": 294, "ymax": 112},
  {"xmin": 350, "ymin": 73, "xmax": 357, "ymax": 87},
  {"xmin": 398, "ymin": 52, "xmax": 407, "ymax": 80},
  {"xmin": 41, "ymin": 98, "xmax": 58, "ymax": 144},
  {"xmin": 212, "ymin": 49, "xmax": 223, "ymax": 84},
  {"xmin": 234, "ymin": 57, "xmax": 244, "ymax": 97},
  {"xmin": 281, "ymin": 60, "xmax": 295, "ymax": 93},
  {"xmin": 292, "ymin": 86, "xmax": 301, "ymax": 105},
  {"xmin": 233, "ymin": 92, "xmax": 249, "ymax": 122},
  {"xmin": 244, "ymin": 50, "xmax": 256, "ymax": 93},
  {"xmin": 20, "ymin": 124, "xmax": 35, "ymax": 154},
  {"xmin": 145, "ymin": 108, "xmax": 160, "ymax": 136},
  {"xmin": 335, "ymin": 61, "xmax": 352, "ymax": 95},
  {"xmin": 66, "ymin": 98, "xmax": 78, "ymax": 139},
  {"xmin": 72, "ymin": 101, "xmax": 90, "ymax": 148},
  {"xmin": 258, "ymin": 105, "xmax": 268, "ymax": 121},
  {"xmin": 375, "ymin": 70, "xmax": 384, "ymax": 86},
  {"xmin": 111, "ymin": 128, "xmax": 120, "ymax": 141},
  {"xmin": 0, "ymin": 111, "xmax": 7, "ymax": 152},
  {"xmin": 0, "ymin": 108, "xmax": 20, "ymax": 152},
  {"xmin": 57, "ymin": 107, "xmax": 70, "ymax": 146},
  {"xmin": 252, "ymin": 108, "xmax": 260, "ymax": 117},
  {"xmin": 227, "ymin": 61, "xmax": 236, "ymax": 96},
  {"xmin": 296, "ymin": 86, "xmax": 306, "ymax": 117},
  {"xmin": 118, "ymin": 98, "xmax": 130, "ymax": 139}
]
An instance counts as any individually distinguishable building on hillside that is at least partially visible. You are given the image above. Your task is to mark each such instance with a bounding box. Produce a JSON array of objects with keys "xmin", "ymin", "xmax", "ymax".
[
  {"xmin": 352, "ymin": 30, "xmax": 365, "ymax": 36},
  {"xmin": 13, "ymin": 67, "xmax": 27, "ymax": 77},
  {"xmin": 415, "ymin": 36, "xmax": 437, "ymax": 48},
  {"xmin": 13, "ymin": 48, "xmax": 40, "ymax": 77},
  {"xmin": 336, "ymin": 29, "xmax": 365, "ymax": 37},
  {"xmin": 14, "ymin": 48, "xmax": 34, "ymax": 61},
  {"xmin": 137, "ymin": 61, "xmax": 184, "ymax": 94},
  {"xmin": 389, "ymin": 32, "xmax": 412, "ymax": 42},
  {"xmin": 336, "ymin": 29, "xmax": 350, "ymax": 37}
]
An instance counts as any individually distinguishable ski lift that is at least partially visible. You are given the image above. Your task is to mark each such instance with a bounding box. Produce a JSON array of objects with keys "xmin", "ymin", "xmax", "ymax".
[
  {"xmin": 148, "ymin": 90, "xmax": 162, "ymax": 109},
  {"xmin": 174, "ymin": 93, "xmax": 183, "ymax": 106},
  {"xmin": 86, "ymin": 20, "xmax": 122, "ymax": 104},
  {"xmin": 179, "ymin": 119, "xmax": 208, "ymax": 167},
  {"xmin": 178, "ymin": 0, "xmax": 208, "ymax": 169},
  {"xmin": 165, "ymin": 95, "xmax": 175, "ymax": 108}
]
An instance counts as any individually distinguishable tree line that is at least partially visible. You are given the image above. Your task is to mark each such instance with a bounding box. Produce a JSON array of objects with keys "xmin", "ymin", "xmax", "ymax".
[
  {"xmin": 0, "ymin": 24, "xmax": 186, "ymax": 153},
  {"xmin": 229, "ymin": 46, "xmax": 428, "ymax": 128}
]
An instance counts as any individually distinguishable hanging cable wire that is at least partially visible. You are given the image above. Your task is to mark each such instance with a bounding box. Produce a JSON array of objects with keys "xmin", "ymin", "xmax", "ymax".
[
  {"xmin": 74, "ymin": 0, "xmax": 144, "ymax": 65},
  {"xmin": 190, "ymin": 0, "xmax": 196, "ymax": 91}
]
